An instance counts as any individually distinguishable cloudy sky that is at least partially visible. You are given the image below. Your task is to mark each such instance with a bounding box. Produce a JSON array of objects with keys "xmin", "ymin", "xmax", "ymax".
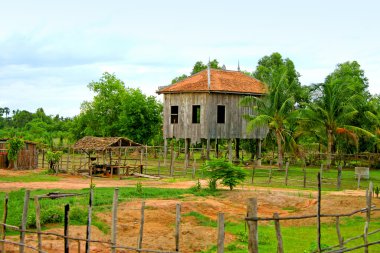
[{"xmin": 1, "ymin": 0, "xmax": 379, "ymax": 117}]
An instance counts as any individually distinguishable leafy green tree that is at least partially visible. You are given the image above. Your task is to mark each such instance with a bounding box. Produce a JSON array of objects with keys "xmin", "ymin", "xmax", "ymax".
[
  {"xmin": 299, "ymin": 62, "xmax": 371, "ymax": 168},
  {"xmin": 242, "ymin": 69, "xmax": 298, "ymax": 169},
  {"xmin": 6, "ymin": 137, "xmax": 24, "ymax": 169},
  {"xmin": 171, "ymin": 74, "xmax": 188, "ymax": 84},
  {"xmin": 73, "ymin": 72, "xmax": 163, "ymax": 144},
  {"xmin": 201, "ymin": 159, "xmax": 247, "ymax": 190},
  {"xmin": 46, "ymin": 150, "xmax": 63, "ymax": 174},
  {"xmin": 171, "ymin": 59, "xmax": 222, "ymax": 84}
]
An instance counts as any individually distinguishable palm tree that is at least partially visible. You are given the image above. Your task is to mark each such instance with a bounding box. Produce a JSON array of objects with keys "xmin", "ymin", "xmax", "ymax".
[
  {"xmin": 299, "ymin": 79, "xmax": 367, "ymax": 168},
  {"xmin": 241, "ymin": 70, "xmax": 297, "ymax": 169}
]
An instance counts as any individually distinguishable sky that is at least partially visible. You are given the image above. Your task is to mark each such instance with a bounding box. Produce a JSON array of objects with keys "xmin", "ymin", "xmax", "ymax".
[{"xmin": 1, "ymin": 0, "xmax": 379, "ymax": 117}]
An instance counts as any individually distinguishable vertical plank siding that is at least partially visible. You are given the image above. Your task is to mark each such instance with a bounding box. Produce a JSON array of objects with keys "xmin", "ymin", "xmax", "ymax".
[{"xmin": 163, "ymin": 93, "xmax": 268, "ymax": 142}]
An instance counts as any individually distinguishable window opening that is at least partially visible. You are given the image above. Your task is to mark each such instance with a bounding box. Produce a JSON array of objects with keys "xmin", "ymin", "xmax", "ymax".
[
  {"xmin": 192, "ymin": 105, "xmax": 201, "ymax": 123},
  {"xmin": 217, "ymin": 105, "xmax": 225, "ymax": 124},
  {"xmin": 171, "ymin": 106, "xmax": 179, "ymax": 124}
]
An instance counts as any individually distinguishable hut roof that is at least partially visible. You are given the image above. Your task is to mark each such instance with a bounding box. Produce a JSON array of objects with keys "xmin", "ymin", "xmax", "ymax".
[
  {"xmin": 73, "ymin": 136, "xmax": 141, "ymax": 151},
  {"xmin": 157, "ymin": 68, "xmax": 267, "ymax": 95}
]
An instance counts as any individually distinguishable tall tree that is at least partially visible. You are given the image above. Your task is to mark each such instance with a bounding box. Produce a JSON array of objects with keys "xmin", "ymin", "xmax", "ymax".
[
  {"xmin": 242, "ymin": 68, "xmax": 297, "ymax": 169},
  {"xmin": 299, "ymin": 61, "xmax": 371, "ymax": 168},
  {"xmin": 171, "ymin": 59, "xmax": 222, "ymax": 84}
]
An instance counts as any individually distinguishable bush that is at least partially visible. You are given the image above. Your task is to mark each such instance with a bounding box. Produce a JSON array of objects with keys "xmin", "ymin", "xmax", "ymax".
[{"xmin": 201, "ymin": 159, "xmax": 247, "ymax": 190}]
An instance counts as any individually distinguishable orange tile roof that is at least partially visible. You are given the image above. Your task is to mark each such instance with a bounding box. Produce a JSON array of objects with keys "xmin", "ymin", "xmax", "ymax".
[{"xmin": 157, "ymin": 69, "xmax": 267, "ymax": 95}]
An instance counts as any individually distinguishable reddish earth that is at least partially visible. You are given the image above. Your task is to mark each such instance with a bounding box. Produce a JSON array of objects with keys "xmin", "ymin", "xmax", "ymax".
[{"xmin": 0, "ymin": 169, "xmax": 377, "ymax": 252}]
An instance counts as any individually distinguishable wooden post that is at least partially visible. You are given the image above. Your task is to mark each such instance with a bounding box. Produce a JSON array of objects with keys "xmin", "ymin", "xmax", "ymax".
[
  {"xmin": 216, "ymin": 139, "xmax": 219, "ymax": 158},
  {"xmin": 185, "ymin": 139, "xmax": 190, "ymax": 171},
  {"xmin": 364, "ymin": 182, "xmax": 373, "ymax": 253},
  {"xmin": 111, "ymin": 188, "xmax": 119, "ymax": 253},
  {"xmin": 192, "ymin": 158, "xmax": 196, "ymax": 179},
  {"xmin": 175, "ymin": 203, "xmax": 181, "ymax": 252},
  {"xmin": 42, "ymin": 149, "xmax": 45, "ymax": 169},
  {"xmin": 337, "ymin": 165, "xmax": 342, "ymax": 190},
  {"xmin": 235, "ymin": 138, "xmax": 240, "ymax": 160},
  {"xmin": 303, "ymin": 167, "xmax": 306, "ymax": 188},
  {"xmin": 170, "ymin": 141, "xmax": 175, "ymax": 177},
  {"xmin": 34, "ymin": 196, "xmax": 42, "ymax": 252},
  {"xmin": 206, "ymin": 138, "xmax": 211, "ymax": 160},
  {"xmin": 317, "ymin": 172, "xmax": 321, "ymax": 253},
  {"xmin": 79, "ymin": 151, "xmax": 83, "ymax": 171},
  {"xmin": 0, "ymin": 193, "xmax": 8, "ymax": 253},
  {"xmin": 268, "ymin": 168, "xmax": 272, "ymax": 184},
  {"xmin": 66, "ymin": 148, "xmax": 70, "ymax": 172},
  {"xmin": 137, "ymin": 201, "xmax": 145, "ymax": 250},
  {"xmin": 257, "ymin": 139, "xmax": 262, "ymax": 166},
  {"xmin": 164, "ymin": 139, "xmax": 168, "ymax": 166},
  {"xmin": 85, "ymin": 188, "xmax": 94, "ymax": 253},
  {"xmin": 228, "ymin": 139, "xmax": 232, "ymax": 163},
  {"xmin": 19, "ymin": 190, "xmax": 30, "ymax": 253},
  {"xmin": 217, "ymin": 213, "xmax": 225, "ymax": 253},
  {"xmin": 335, "ymin": 216, "xmax": 343, "ymax": 249},
  {"xmin": 273, "ymin": 213, "xmax": 284, "ymax": 253},
  {"xmin": 251, "ymin": 166, "xmax": 256, "ymax": 184},
  {"xmin": 285, "ymin": 162, "xmax": 289, "ymax": 186},
  {"xmin": 247, "ymin": 198, "xmax": 258, "ymax": 253},
  {"xmin": 157, "ymin": 160, "xmax": 161, "ymax": 177},
  {"xmin": 64, "ymin": 204, "xmax": 70, "ymax": 253},
  {"xmin": 357, "ymin": 173, "xmax": 361, "ymax": 189}
]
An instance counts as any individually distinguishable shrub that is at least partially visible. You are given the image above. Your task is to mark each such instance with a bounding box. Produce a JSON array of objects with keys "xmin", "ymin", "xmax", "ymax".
[{"xmin": 201, "ymin": 159, "xmax": 247, "ymax": 190}]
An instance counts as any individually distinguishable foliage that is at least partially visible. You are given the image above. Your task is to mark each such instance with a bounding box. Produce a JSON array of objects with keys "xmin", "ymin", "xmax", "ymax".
[
  {"xmin": 72, "ymin": 72, "xmax": 163, "ymax": 144},
  {"xmin": 136, "ymin": 181, "xmax": 143, "ymax": 194},
  {"xmin": 6, "ymin": 137, "xmax": 24, "ymax": 165},
  {"xmin": 170, "ymin": 59, "xmax": 222, "ymax": 84},
  {"xmin": 46, "ymin": 150, "xmax": 63, "ymax": 173},
  {"xmin": 201, "ymin": 159, "xmax": 247, "ymax": 190}
]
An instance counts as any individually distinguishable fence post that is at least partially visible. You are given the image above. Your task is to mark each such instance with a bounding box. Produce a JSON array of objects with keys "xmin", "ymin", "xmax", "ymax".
[
  {"xmin": 337, "ymin": 165, "xmax": 342, "ymax": 190},
  {"xmin": 364, "ymin": 182, "xmax": 373, "ymax": 253},
  {"xmin": 217, "ymin": 212, "xmax": 225, "ymax": 253},
  {"xmin": 273, "ymin": 213, "xmax": 284, "ymax": 253},
  {"xmin": 85, "ymin": 188, "xmax": 94, "ymax": 253},
  {"xmin": 42, "ymin": 149, "xmax": 45, "ymax": 169},
  {"xmin": 251, "ymin": 165, "xmax": 256, "ymax": 184},
  {"xmin": 19, "ymin": 190, "xmax": 30, "ymax": 253},
  {"xmin": 192, "ymin": 158, "xmax": 197, "ymax": 179},
  {"xmin": 111, "ymin": 188, "xmax": 119, "ymax": 253},
  {"xmin": 175, "ymin": 203, "xmax": 181, "ymax": 252},
  {"xmin": 247, "ymin": 198, "xmax": 258, "ymax": 253},
  {"xmin": 357, "ymin": 173, "xmax": 361, "ymax": 189},
  {"xmin": 64, "ymin": 204, "xmax": 70, "ymax": 253},
  {"xmin": 137, "ymin": 201, "xmax": 145, "ymax": 251},
  {"xmin": 285, "ymin": 162, "xmax": 289, "ymax": 186},
  {"xmin": 34, "ymin": 196, "xmax": 42, "ymax": 252},
  {"xmin": 303, "ymin": 167, "xmax": 306, "ymax": 188},
  {"xmin": 0, "ymin": 193, "xmax": 8, "ymax": 253},
  {"xmin": 317, "ymin": 173, "xmax": 321, "ymax": 253},
  {"xmin": 335, "ymin": 216, "xmax": 343, "ymax": 249},
  {"xmin": 268, "ymin": 168, "xmax": 272, "ymax": 184}
]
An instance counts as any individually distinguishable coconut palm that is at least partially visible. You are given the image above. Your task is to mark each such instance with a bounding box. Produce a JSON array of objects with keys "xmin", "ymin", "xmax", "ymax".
[
  {"xmin": 241, "ymin": 69, "xmax": 297, "ymax": 169},
  {"xmin": 299, "ymin": 79, "xmax": 369, "ymax": 168}
]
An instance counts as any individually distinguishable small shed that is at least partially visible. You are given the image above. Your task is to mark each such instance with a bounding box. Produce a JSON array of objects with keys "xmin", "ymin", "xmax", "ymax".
[{"xmin": 0, "ymin": 139, "xmax": 38, "ymax": 169}]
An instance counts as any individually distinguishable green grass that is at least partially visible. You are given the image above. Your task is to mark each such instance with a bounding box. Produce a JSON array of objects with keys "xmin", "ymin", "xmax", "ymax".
[
  {"xmin": 0, "ymin": 171, "xmax": 60, "ymax": 182},
  {"xmin": 201, "ymin": 216, "xmax": 380, "ymax": 252},
  {"xmin": 184, "ymin": 211, "xmax": 217, "ymax": 227},
  {"xmin": 245, "ymin": 166, "xmax": 380, "ymax": 191},
  {"xmin": 0, "ymin": 186, "xmax": 215, "ymax": 235}
]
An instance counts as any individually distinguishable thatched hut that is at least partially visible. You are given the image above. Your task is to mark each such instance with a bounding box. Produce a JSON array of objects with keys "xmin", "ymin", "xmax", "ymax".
[
  {"xmin": 0, "ymin": 139, "xmax": 38, "ymax": 169},
  {"xmin": 73, "ymin": 136, "xmax": 143, "ymax": 175}
]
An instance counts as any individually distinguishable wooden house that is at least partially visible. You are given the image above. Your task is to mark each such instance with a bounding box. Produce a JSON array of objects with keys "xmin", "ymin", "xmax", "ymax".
[
  {"xmin": 0, "ymin": 139, "xmax": 38, "ymax": 169},
  {"xmin": 157, "ymin": 67, "xmax": 268, "ymax": 160}
]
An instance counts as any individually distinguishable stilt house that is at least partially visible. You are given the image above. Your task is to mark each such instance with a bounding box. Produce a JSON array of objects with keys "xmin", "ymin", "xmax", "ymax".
[{"xmin": 157, "ymin": 67, "xmax": 268, "ymax": 160}]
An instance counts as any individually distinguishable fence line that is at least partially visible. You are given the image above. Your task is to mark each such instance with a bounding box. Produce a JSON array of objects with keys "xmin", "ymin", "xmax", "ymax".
[{"xmin": 245, "ymin": 176, "xmax": 378, "ymax": 253}]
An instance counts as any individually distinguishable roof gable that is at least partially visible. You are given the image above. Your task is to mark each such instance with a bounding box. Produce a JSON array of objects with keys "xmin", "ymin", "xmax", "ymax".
[
  {"xmin": 157, "ymin": 69, "xmax": 267, "ymax": 95},
  {"xmin": 73, "ymin": 136, "xmax": 141, "ymax": 151}
]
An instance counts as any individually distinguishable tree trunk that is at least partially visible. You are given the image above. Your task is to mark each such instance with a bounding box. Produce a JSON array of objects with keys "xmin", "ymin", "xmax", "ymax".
[
  {"xmin": 276, "ymin": 131, "xmax": 283, "ymax": 170},
  {"xmin": 327, "ymin": 130, "xmax": 333, "ymax": 170}
]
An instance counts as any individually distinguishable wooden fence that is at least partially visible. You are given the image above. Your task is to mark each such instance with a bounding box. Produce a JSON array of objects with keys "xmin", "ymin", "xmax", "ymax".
[
  {"xmin": 0, "ymin": 177, "xmax": 379, "ymax": 252},
  {"xmin": 246, "ymin": 174, "xmax": 380, "ymax": 253}
]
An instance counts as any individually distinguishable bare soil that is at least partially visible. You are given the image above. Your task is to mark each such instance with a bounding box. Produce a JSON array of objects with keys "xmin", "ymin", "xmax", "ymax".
[{"xmin": 0, "ymin": 169, "xmax": 377, "ymax": 252}]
